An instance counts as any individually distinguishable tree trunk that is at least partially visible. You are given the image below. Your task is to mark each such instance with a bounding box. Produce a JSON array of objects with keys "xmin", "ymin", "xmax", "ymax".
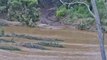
[{"xmin": 91, "ymin": 0, "xmax": 106, "ymax": 60}]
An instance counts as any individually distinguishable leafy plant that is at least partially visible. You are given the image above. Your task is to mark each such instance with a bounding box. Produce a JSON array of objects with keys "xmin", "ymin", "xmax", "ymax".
[
  {"xmin": 56, "ymin": 5, "xmax": 68, "ymax": 17},
  {"xmin": 0, "ymin": 0, "xmax": 39, "ymax": 27},
  {"xmin": 76, "ymin": 18, "xmax": 94, "ymax": 30},
  {"xmin": 7, "ymin": 0, "xmax": 39, "ymax": 27},
  {"xmin": 0, "ymin": 0, "xmax": 8, "ymax": 13}
]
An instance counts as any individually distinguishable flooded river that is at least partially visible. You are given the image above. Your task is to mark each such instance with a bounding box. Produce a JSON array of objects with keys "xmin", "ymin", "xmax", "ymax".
[
  {"xmin": 4, "ymin": 26, "xmax": 107, "ymax": 44},
  {"xmin": 0, "ymin": 26, "xmax": 107, "ymax": 60}
]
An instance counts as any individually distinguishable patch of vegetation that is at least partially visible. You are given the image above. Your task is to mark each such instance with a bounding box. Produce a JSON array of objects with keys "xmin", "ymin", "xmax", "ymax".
[
  {"xmin": 0, "ymin": 0, "xmax": 8, "ymax": 13},
  {"xmin": 0, "ymin": 39, "xmax": 15, "ymax": 43},
  {"xmin": 76, "ymin": 18, "xmax": 95, "ymax": 30},
  {"xmin": 56, "ymin": 5, "xmax": 68, "ymax": 17},
  {"xmin": 0, "ymin": 26, "xmax": 5, "ymax": 36},
  {"xmin": 0, "ymin": 0, "xmax": 107, "ymax": 31},
  {"xmin": 8, "ymin": 0, "xmax": 39, "ymax": 27},
  {"xmin": 0, "ymin": 46, "xmax": 21, "ymax": 51},
  {"xmin": 97, "ymin": 0, "xmax": 107, "ymax": 32},
  {"xmin": 37, "ymin": 41, "xmax": 64, "ymax": 48},
  {"xmin": 56, "ymin": 4, "xmax": 94, "ymax": 30},
  {"xmin": 55, "ymin": 0, "xmax": 107, "ymax": 31},
  {"xmin": 5, "ymin": 33, "xmax": 63, "ymax": 42},
  {"xmin": 0, "ymin": 0, "xmax": 39, "ymax": 27},
  {"xmin": 22, "ymin": 43, "xmax": 47, "ymax": 50},
  {"xmin": 40, "ymin": 38, "xmax": 63, "ymax": 42}
]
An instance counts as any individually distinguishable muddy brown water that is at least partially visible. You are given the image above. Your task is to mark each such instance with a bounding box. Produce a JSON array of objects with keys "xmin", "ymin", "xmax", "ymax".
[
  {"xmin": 0, "ymin": 26, "xmax": 107, "ymax": 60},
  {"xmin": 4, "ymin": 26, "xmax": 107, "ymax": 44}
]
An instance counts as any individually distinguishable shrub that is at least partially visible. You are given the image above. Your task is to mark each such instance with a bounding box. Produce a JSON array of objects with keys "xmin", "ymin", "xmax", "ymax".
[
  {"xmin": 69, "ymin": 4, "xmax": 91, "ymax": 19},
  {"xmin": 7, "ymin": 0, "xmax": 39, "ymax": 27},
  {"xmin": 56, "ymin": 5, "xmax": 68, "ymax": 17},
  {"xmin": 0, "ymin": 0, "xmax": 8, "ymax": 13},
  {"xmin": 97, "ymin": 0, "xmax": 107, "ymax": 19},
  {"xmin": 96, "ymin": 0, "xmax": 107, "ymax": 32},
  {"xmin": 76, "ymin": 18, "xmax": 94, "ymax": 30},
  {"xmin": 56, "ymin": 1, "xmax": 107, "ymax": 31},
  {"xmin": 56, "ymin": 4, "xmax": 92, "ymax": 25},
  {"xmin": 0, "ymin": 0, "xmax": 39, "ymax": 27}
]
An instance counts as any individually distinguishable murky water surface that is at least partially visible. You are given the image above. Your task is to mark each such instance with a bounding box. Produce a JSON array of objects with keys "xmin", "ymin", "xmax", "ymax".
[{"xmin": 0, "ymin": 26, "xmax": 107, "ymax": 60}]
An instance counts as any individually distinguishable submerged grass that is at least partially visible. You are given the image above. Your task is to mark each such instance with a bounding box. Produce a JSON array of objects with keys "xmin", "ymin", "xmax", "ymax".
[
  {"xmin": 4, "ymin": 33, "xmax": 64, "ymax": 42},
  {"xmin": 0, "ymin": 39, "xmax": 15, "ymax": 43},
  {"xmin": 0, "ymin": 46, "xmax": 21, "ymax": 51},
  {"xmin": 37, "ymin": 41, "xmax": 64, "ymax": 48},
  {"xmin": 22, "ymin": 43, "xmax": 48, "ymax": 50}
]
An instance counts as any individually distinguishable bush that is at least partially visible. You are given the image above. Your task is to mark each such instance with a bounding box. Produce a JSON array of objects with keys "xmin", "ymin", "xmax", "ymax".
[
  {"xmin": 96, "ymin": 0, "xmax": 107, "ymax": 32},
  {"xmin": 0, "ymin": 0, "xmax": 8, "ymax": 13},
  {"xmin": 56, "ymin": 4, "xmax": 92, "ymax": 25},
  {"xmin": 97, "ymin": 0, "xmax": 107, "ymax": 19},
  {"xmin": 56, "ymin": 1, "xmax": 107, "ymax": 31},
  {"xmin": 56, "ymin": 4, "xmax": 91, "ymax": 18},
  {"xmin": 7, "ymin": 0, "xmax": 39, "ymax": 27},
  {"xmin": 69, "ymin": 4, "xmax": 91, "ymax": 19},
  {"xmin": 56, "ymin": 5, "xmax": 68, "ymax": 17},
  {"xmin": 76, "ymin": 18, "xmax": 94, "ymax": 30},
  {"xmin": 0, "ymin": 0, "xmax": 39, "ymax": 27}
]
